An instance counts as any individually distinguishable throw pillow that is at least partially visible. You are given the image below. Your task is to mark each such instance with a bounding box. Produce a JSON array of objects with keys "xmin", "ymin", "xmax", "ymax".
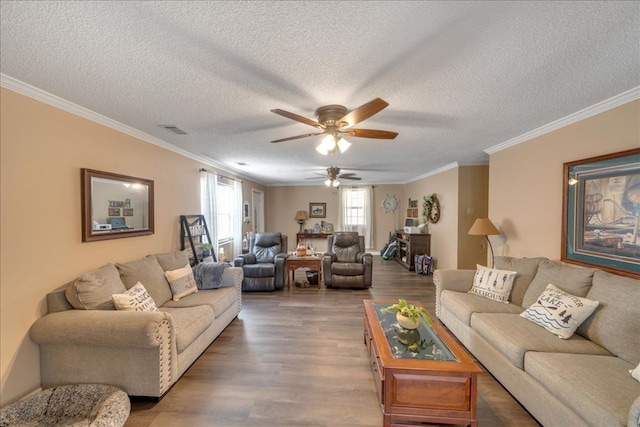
[
  {"xmin": 520, "ymin": 283, "xmax": 599, "ymax": 339},
  {"xmin": 165, "ymin": 264, "xmax": 198, "ymax": 301},
  {"xmin": 65, "ymin": 263, "xmax": 127, "ymax": 310},
  {"xmin": 630, "ymin": 363, "xmax": 640, "ymax": 383},
  {"xmin": 112, "ymin": 282, "xmax": 160, "ymax": 312},
  {"xmin": 468, "ymin": 264, "xmax": 517, "ymax": 303}
]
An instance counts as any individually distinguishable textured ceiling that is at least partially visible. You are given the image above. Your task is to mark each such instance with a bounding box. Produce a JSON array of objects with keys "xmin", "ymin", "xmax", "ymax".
[{"xmin": 1, "ymin": 1, "xmax": 639, "ymax": 185}]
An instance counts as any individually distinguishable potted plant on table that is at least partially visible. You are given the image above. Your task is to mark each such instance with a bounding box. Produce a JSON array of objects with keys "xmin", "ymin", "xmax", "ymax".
[
  {"xmin": 200, "ymin": 243, "xmax": 213, "ymax": 258},
  {"xmin": 381, "ymin": 298, "xmax": 434, "ymax": 330}
]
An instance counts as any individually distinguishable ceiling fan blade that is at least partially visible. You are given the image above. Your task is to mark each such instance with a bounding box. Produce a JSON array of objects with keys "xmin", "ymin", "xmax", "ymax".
[
  {"xmin": 341, "ymin": 128, "xmax": 398, "ymax": 139},
  {"xmin": 337, "ymin": 98, "xmax": 389, "ymax": 128},
  {"xmin": 305, "ymin": 176, "xmax": 326, "ymax": 180},
  {"xmin": 338, "ymin": 173, "xmax": 358, "ymax": 178},
  {"xmin": 271, "ymin": 132, "xmax": 324, "ymax": 143},
  {"xmin": 341, "ymin": 176, "xmax": 362, "ymax": 180},
  {"xmin": 271, "ymin": 109, "xmax": 323, "ymax": 128}
]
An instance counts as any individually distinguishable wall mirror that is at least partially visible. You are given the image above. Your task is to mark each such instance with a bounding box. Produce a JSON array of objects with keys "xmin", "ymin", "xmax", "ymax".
[{"xmin": 81, "ymin": 168, "xmax": 154, "ymax": 242}]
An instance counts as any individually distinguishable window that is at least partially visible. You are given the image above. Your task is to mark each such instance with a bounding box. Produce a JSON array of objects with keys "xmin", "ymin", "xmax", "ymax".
[
  {"xmin": 215, "ymin": 181, "xmax": 234, "ymax": 243},
  {"xmin": 343, "ymin": 188, "xmax": 366, "ymax": 227}
]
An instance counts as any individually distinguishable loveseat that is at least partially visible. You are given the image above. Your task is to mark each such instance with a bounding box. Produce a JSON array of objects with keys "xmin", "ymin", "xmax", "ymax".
[
  {"xmin": 434, "ymin": 257, "xmax": 640, "ymax": 427},
  {"xmin": 30, "ymin": 250, "xmax": 243, "ymax": 398}
]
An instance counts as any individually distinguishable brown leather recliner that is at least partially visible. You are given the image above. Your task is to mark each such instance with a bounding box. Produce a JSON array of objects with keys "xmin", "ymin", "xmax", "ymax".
[
  {"xmin": 234, "ymin": 232, "xmax": 288, "ymax": 291},
  {"xmin": 322, "ymin": 232, "xmax": 372, "ymax": 289}
]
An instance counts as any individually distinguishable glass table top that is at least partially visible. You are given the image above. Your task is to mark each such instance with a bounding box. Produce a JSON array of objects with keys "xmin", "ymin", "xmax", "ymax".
[{"xmin": 373, "ymin": 303, "xmax": 457, "ymax": 361}]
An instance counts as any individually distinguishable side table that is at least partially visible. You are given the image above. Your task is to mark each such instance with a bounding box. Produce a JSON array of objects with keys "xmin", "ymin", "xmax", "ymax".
[{"xmin": 287, "ymin": 255, "xmax": 322, "ymax": 289}]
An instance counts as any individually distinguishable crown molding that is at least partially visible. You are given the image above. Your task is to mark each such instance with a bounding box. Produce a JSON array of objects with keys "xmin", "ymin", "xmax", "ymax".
[
  {"xmin": 485, "ymin": 86, "xmax": 640, "ymax": 155},
  {"xmin": 0, "ymin": 73, "xmax": 255, "ymax": 182}
]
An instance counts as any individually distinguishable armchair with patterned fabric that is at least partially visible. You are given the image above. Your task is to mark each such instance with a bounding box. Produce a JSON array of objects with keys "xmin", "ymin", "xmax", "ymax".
[
  {"xmin": 322, "ymin": 231, "xmax": 372, "ymax": 289},
  {"xmin": 234, "ymin": 232, "xmax": 288, "ymax": 291}
]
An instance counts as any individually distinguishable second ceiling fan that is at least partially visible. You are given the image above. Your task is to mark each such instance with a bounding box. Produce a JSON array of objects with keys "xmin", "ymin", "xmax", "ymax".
[
  {"xmin": 306, "ymin": 166, "xmax": 361, "ymax": 187},
  {"xmin": 270, "ymin": 98, "xmax": 398, "ymax": 154}
]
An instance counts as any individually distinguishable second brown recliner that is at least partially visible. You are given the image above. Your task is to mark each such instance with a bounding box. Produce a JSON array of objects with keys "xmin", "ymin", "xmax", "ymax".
[{"xmin": 322, "ymin": 231, "xmax": 372, "ymax": 289}]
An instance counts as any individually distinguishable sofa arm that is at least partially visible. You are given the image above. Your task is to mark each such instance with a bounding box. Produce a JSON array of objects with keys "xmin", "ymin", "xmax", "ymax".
[
  {"xmin": 433, "ymin": 269, "xmax": 475, "ymax": 319},
  {"xmin": 30, "ymin": 310, "xmax": 174, "ymax": 348},
  {"xmin": 30, "ymin": 309, "xmax": 178, "ymax": 397},
  {"xmin": 221, "ymin": 266, "xmax": 243, "ymax": 312},
  {"xmin": 234, "ymin": 253, "xmax": 255, "ymax": 267},
  {"xmin": 629, "ymin": 395, "xmax": 640, "ymax": 427}
]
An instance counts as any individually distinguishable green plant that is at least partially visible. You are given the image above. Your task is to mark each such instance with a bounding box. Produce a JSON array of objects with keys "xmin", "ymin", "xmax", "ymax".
[
  {"xmin": 381, "ymin": 298, "xmax": 434, "ymax": 327},
  {"xmin": 200, "ymin": 243, "xmax": 213, "ymax": 255}
]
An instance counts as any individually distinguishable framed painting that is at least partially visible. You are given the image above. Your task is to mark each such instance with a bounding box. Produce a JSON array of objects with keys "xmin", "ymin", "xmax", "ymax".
[
  {"xmin": 562, "ymin": 148, "xmax": 640, "ymax": 278},
  {"xmin": 309, "ymin": 202, "xmax": 326, "ymax": 218},
  {"xmin": 108, "ymin": 207, "xmax": 120, "ymax": 217}
]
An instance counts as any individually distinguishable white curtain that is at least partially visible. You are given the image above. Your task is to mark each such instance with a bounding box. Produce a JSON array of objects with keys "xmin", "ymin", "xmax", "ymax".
[
  {"xmin": 200, "ymin": 171, "xmax": 219, "ymax": 256},
  {"xmin": 338, "ymin": 186, "xmax": 374, "ymax": 250},
  {"xmin": 233, "ymin": 179, "xmax": 243, "ymax": 257}
]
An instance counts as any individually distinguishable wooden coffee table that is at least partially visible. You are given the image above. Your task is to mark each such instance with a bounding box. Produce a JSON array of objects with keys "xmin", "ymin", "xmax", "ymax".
[
  {"xmin": 363, "ymin": 299, "xmax": 481, "ymax": 427},
  {"xmin": 286, "ymin": 255, "xmax": 322, "ymax": 289}
]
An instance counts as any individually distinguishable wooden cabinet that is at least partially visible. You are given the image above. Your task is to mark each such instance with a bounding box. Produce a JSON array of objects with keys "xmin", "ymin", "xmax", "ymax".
[{"xmin": 394, "ymin": 231, "xmax": 430, "ymax": 271}]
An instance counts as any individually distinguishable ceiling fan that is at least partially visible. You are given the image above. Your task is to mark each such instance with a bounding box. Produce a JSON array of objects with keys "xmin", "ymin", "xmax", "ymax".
[
  {"xmin": 306, "ymin": 166, "xmax": 362, "ymax": 187},
  {"xmin": 270, "ymin": 98, "xmax": 398, "ymax": 154}
]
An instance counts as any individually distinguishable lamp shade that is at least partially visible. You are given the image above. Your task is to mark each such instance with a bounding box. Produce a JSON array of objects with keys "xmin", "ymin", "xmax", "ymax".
[
  {"xmin": 468, "ymin": 218, "xmax": 500, "ymax": 236},
  {"xmin": 295, "ymin": 210, "xmax": 308, "ymax": 221}
]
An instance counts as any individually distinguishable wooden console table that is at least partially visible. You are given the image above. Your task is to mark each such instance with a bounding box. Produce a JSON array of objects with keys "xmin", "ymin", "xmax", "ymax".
[
  {"xmin": 364, "ymin": 299, "xmax": 480, "ymax": 426},
  {"xmin": 394, "ymin": 231, "xmax": 430, "ymax": 271},
  {"xmin": 296, "ymin": 232, "xmax": 332, "ymax": 243}
]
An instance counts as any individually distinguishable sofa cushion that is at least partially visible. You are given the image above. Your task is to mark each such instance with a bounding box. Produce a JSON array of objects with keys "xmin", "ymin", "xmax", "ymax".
[
  {"xmin": 521, "ymin": 260, "xmax": 596, "ymax": 309},
  {"xmin": 65, "ymin": 263, "xmax": 126, "ymax": 310},
  {"xmin": 165, "ymin": 264, "xmax": 198, "ymax": 301},
  {"xmin": 577, "ymin": 270, "xmax": 640, "ymax": 365},
  {"xmin": 116, "ymin": 256, "xmax": 172, "ymax": 307},
  {"xmin": 525, "ymin": 352, "xmax": 640, "ymax": 427},
  {"xmin": 494, "ymin": 256, "xmax": 548, "ymax": 306},
  {"xmin": 160, "ymin": 305, "xmax": 214, "ymax": 353},
  {"xmin": 242, "ymin": 263, "xmax": 275, "ymax": 278},
  {"xmin": 440, "ymin": 290, "xmax": 523, "ymax": 326},
  {"xmin": 471, "ymin": 313, "xmax": 611, "ymax": 369},
  {"xmin": 152, "ymin": 250, "xmax": 190, "ymax": 272},
  {"xmin": 162, "ymin": 286, "xmax": 237, "ymax": 319},
  {"xmin": 331, "ymin": 262, "xmax": 365, "ymax": 276},
  {"xmin": 520, "ymin": 283, "xmax": 599, "ymax": 339},
  {"xmin": 112, "ymin": 282, "xmax": 160, "ymax": 312},
  {"xmin": 468, "ymin": 264, "xmax": 517, "ymax": 303}
]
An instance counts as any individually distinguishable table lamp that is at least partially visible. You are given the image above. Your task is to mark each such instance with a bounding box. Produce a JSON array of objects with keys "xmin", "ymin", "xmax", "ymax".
[
  {"xmin": 468, "ymin": 218, "xmax": 500, "ymax": 267},
  {"xmin": 295, "ymin": 210, "xmax": 308, "ymax": 232}
]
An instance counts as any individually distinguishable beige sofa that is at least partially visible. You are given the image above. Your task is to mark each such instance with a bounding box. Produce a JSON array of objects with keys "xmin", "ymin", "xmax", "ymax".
[
  {"xmin": 30, "ymin": 250, "xmax": 243, "ymax": 398},
  {"xmin": 434, "ymin": 257, "xmax": 640, "ymax": 427}
]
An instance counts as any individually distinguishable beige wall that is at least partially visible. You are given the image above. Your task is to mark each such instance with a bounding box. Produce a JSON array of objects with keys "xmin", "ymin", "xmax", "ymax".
[
  {"xmin": 0, "ymin": 88, "xmax": 265, "ymax": 405},
  {"xmin": 265, "ymin": 184, "xmax": 404, "ymax": 253},
  {"xmin": 489, "ymin": 100, "xmax": 640, "ymax": 260}
]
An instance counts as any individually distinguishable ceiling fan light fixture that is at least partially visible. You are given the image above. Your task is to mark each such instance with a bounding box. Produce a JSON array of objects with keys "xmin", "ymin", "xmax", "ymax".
[
  {"xmin": 316, "ymin": 135, "xmax": 336, "ymax": 155},
  {"xmin": 337, "ymin": 137, "xmax": 351, "ymax": 153},
  {"xmin": 333, "ymin": 179, "xmax": 340, "ymax": 187},
  {"xmin": 324, "ymin": 178, "xmax": 332, "ymax": 186}
]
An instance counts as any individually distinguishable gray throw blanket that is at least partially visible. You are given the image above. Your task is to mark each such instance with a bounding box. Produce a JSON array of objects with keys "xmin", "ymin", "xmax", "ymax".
[{"xmin": 193, "ymin": 262, "xmax": 230, "ymax": 289}]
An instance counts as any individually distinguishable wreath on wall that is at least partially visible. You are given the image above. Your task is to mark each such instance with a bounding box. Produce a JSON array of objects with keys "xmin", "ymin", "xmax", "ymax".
[{"xmin": 422, "ymin": 193, "xmax": 440, "ymax": 224}]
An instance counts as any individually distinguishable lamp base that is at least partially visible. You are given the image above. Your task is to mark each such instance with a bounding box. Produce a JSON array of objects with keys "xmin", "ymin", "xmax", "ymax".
[{"xmin": 298, "ymin": 221, "xmax": 304, "ymax": 233}]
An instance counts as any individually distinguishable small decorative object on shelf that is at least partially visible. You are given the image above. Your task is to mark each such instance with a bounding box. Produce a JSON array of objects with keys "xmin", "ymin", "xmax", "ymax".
[
  {"xmin": 381, "ymin": 298, "xmax": 433, "ymax": 329},
  {"xmin": 296, "ymin": 242, "xmax": 307, "ymax": 257}
]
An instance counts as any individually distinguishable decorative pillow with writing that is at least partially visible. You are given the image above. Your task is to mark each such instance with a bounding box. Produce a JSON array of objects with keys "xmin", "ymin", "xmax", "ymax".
[
  {"xmin": 165, "ymin": 264, "xmax": 198, "ymax": 301},
  {"xmin": 468, "ymin": 264, "xmax": 517, "ymax": 303},
  {"xmin": 520, "ymin": 283, "xmax": 599, "ymax": 339},
  {"xmin": 112, "ymin": 282, "xmax": 160, "ymax": 312}
]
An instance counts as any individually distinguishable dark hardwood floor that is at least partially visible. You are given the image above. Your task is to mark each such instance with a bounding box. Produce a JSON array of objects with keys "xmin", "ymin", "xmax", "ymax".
[{"xmin": 126, "ymin": 257, "xmax": 540, "ymax": 427}]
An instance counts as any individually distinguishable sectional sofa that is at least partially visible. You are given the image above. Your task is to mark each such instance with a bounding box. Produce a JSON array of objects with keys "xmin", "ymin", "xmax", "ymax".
[
  {"xmin": 434, "ymin": 257, "xmax": 639, "ymax": 427},
  {"xmin": 30, "ymin": 250, "xmax": 243, "ymax": 398}
]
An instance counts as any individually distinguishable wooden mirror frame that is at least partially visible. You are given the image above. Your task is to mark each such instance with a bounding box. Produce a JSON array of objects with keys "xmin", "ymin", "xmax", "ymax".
[{"xmin": 81, "ymin": 168, "xmax": 155, "ymax": 242}]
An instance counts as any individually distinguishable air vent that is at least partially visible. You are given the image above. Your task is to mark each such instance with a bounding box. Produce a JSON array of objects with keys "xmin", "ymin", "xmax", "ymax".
[{"xmin": 160, "ymin": 125, "xmax": 188, "ymax": 135}]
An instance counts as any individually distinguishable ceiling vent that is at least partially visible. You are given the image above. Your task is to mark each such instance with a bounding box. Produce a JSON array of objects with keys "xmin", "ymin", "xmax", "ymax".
[{"xmin": 160, "ymin": 125, "xmax": 188, "ymax": 135}]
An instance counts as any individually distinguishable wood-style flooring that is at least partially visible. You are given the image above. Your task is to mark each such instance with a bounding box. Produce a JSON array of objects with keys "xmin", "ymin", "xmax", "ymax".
[{"xmin": 125, "ymin": 257, "xmax": 541, "ymax": 427}]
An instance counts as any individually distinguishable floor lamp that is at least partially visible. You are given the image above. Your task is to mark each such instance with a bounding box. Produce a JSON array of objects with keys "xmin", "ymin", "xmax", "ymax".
[{"xmin": 468, "ymin": 218, "xmax": 500, "ymax": 267}]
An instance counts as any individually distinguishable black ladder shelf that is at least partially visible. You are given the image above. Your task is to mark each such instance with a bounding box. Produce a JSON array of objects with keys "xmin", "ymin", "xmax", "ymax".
[{"xmin": 180, "ymin": 215, "xmax": 216, "ymax": 266}]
